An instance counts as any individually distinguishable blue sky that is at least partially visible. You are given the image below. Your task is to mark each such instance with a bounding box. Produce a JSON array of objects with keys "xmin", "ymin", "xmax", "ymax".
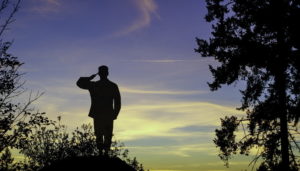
[{"xmin": 6, "ymin": 0, "xmax": 255, "ymax": 170}]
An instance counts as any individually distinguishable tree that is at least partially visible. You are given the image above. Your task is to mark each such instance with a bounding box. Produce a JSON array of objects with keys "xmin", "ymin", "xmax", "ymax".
[
  {"xmin": 195, "ymin": 0, "xmax": 300, "ymax": 170},
  {"xmin": 0, "ymin": 0, "xmax": 51, "ymax": 155}
]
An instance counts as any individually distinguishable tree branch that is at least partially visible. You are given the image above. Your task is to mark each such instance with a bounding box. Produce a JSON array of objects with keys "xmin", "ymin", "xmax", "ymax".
[{"xmin": 0, "ymin": 0, "xmax": 21, "ymax": 36}]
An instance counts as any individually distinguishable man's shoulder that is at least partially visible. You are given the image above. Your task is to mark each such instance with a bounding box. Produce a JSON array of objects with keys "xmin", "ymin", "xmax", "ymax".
[
  {"xmin": 108, "ymin": 80, "xmax": 119, "ymax": 89},
  {"xmin": 96, "ymin": 80, "xmax": 118, "ymax": 87}
]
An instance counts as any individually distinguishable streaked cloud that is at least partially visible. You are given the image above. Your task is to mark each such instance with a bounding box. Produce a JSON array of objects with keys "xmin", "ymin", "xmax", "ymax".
[
  {"xmin": 133, "ymin": 59, "xmax": 185, "ymax": 63},
  {"xmin": 171, "ymin": 125, "xmax": 216, "ymax": 133},
  {"xmin": 114, "ymin": 0, "xmax": 159, "ymax": 36},
  {"xmin": 121, "ymin": 87, "xmax": 207, "ymax": 95},
  {"xmin": 30, "ymin": 0, "xmax": 61, "ymax": 13},
  {"xmin": 115, "ymin": 101, "xmax": 244, "ymax": 141},
  {"xmin": 30, "ymin": 79, "xmax": 244, "ymax": 140},
  {"xmin": 130, "ymin": 58, "xmax": 216, "ymax": 64},
  {"xmin": 126, "ymin": 143, "xmax": 218, "ymax": 157}
]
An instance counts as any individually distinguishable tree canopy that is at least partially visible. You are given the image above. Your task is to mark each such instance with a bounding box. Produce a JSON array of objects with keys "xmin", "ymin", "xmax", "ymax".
[{"xmin": 195, "ymin": 0, "xmax": 300, "ymax": 170}]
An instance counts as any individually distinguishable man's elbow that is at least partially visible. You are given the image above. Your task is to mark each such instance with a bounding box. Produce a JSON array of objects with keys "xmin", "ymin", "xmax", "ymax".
[
  {"xmin": 76, "ymin": 80, "xmax": 83, "ymax": 88},
  {"xmin": 77, "ymin": 77, "xmax": 91, "ymax": 88},
  {"xmin": 76, "ymin": 80, "xmax": 82, "ymax": 88}
]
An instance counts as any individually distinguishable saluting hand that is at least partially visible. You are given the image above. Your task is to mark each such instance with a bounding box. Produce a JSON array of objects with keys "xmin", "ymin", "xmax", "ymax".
[{"xmin": 89, "ymin": 74, "xmax": 97, "ymax": 80}]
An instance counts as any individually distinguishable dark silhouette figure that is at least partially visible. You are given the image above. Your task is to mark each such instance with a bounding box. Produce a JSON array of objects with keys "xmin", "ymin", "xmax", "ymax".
[{"xmin": 77, "ymin": 65, "xmax": 121, "ymax": 155}]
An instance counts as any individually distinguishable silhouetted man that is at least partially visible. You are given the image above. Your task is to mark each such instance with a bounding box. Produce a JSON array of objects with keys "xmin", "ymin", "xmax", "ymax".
[{"xmin": 77, "ymin": 65, "xmax": 121, "ymax": 155}]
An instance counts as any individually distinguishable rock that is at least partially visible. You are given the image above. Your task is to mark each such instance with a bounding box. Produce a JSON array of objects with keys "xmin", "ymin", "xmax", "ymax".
[{"xmin": 40, "ymin": 156, "xmax": 136, "ymax": 171}]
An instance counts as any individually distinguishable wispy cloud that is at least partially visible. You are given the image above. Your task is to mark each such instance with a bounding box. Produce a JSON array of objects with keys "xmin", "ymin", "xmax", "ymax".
[
  {"xmin": 171, "ymin": 125, "xmax": 217, "ymax": 133},
  {"xmin": 34, "ymin": 80, "xmax": 243, "ymax": 141},
  {"xmin": 126, "ymin": 143, "xmax": 218, "ymax": 157},
  {"xmin": 131, "ymin": 59, "xmax": 214, "ymax": 63},
  {"xmin": 30, "ymin": 0, "xmax": 61, "ymax": 13},
  {"xmin": 114, "ymin": 0, "xmax": 159, "ymax": 36},
  {"xmin": 121, "ymin": 87, "xmax": 207, "ymax": 95},
  {"xmin": 27, "ymin": 80, "xmax": 243, "ymax": 138},
  {"xmin": 115, "ymin": 101, "xmax": 244, "ymax": 141},
  {"xmin": 133, "ymin": 59, "xmax": 185, "ymax": 63}
]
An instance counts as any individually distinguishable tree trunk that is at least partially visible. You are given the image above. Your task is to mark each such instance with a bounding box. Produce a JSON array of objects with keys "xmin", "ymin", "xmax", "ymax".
[
  {"xmin": 276, "ymin": 41, "xmax": 289, "ymax": 171},
  {"xmin": 277, "ymin": 1, "xmax": 290, "ymax": 168},
  {"xmin": 280, "ymin": 112, "xmax": 289, "ymax": 170},
  {"xmin": 279, "ymin": 92, "xmax": 289, "ymax": 170},
  {"xmin": 275, "ymin": 47, "xmax": 290, "ymax": 171}
]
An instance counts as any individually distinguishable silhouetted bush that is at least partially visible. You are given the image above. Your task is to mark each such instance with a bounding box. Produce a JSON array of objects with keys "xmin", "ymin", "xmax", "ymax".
[
  {"xmin": 0, "ymin": 1, "xmax": 56, "ymax": 170},
  {"xmin": 16, "ymin": 117, "xmax": 146, "ymax": 171},
  {"xmin": 0, "ymin": 0, "xmax": 52, "ymax": 155}
]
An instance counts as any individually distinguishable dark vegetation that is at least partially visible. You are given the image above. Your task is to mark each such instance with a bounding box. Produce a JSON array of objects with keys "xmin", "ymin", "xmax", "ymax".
[
  {"xmin": 0, "ymin": 1, "xmax": 145, "ymax": 171},
  {"xmin": 1, "ymin": 118, "xmax": 145, "ymax": 171},
  {"xmin": 196, "ymin": 0, "xmax": 300, "ymax": 170},
  {"xmin": 39, "ymin": 156, "xmax": 137, "ymax": 171}
]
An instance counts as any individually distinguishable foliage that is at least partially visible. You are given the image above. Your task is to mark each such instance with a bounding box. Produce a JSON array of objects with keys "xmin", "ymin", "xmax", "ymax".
[
  {"xmin": 195, "ymin": 0, "xmax": 300, "ymax": 170},
  {"xmin": 0, "ymin": 148, "xmax": 15, "ymax": 171},
  {"xmin": 0, "ymin": 0, "xmax": 53, "ymax": 154},
  {"xmin": 18, "ymin": 117, "xmax": 146, "ymax": 171},
  {"xmin": 0, "ymin": 1, "xmax": 55, "ymax": 170}
]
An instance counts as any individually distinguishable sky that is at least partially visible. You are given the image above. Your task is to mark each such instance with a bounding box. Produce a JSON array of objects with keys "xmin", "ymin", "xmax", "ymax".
[{"xmin": 5, "ymin": 0, "xmax": 256, "ymax": 171}]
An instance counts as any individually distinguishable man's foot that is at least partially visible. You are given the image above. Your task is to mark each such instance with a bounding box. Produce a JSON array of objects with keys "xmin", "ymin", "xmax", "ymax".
[
  {"xmin": 103, "ymin": 150, "xmax": 109, "ymax": 157},
  {"xmin": 97, "ymin": 148, "xmax": 104, "ymax": 156}
]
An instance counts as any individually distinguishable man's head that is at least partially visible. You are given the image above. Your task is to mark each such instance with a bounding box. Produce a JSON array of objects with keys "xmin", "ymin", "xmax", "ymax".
[{"xmin": 98, "ymin": 65, "xmax": 109, "ymax": 79}]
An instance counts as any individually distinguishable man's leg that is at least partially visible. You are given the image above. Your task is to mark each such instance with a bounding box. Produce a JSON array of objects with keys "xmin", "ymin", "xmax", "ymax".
[
  {"xmin": 94, "ymin": 119, "xmax": 104, "ymax": 155},
  {"xmin": 103, "ymin": 121, "xmax": 114, "ymax": 156}
]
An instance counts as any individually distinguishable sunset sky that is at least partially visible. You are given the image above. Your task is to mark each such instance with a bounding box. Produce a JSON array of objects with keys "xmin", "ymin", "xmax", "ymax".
[{"xmin": 6, "ymin": 0, "xmax": 254, "ymax": 170}]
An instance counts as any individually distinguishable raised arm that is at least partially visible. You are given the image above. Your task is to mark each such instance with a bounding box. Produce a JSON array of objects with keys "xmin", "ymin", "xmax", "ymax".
[
  {"xmin": 76, "ymin": 74, "xmax": 96, "ymax": 90},
  {"xmin": 113, "ymin": 85, "xmax": 121, "ymax": 120}
]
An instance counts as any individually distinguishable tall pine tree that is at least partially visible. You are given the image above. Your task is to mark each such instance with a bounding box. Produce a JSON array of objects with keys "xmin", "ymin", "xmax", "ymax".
[{"xmin": 195, "ymin": 0, "xmax": 300, "ymax": 170}]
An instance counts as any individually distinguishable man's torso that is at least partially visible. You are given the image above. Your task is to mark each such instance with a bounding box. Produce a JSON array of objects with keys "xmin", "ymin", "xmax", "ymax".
[{"xmin": 88, "ymin": 79, "xmax": 117, "ymax": 120}]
